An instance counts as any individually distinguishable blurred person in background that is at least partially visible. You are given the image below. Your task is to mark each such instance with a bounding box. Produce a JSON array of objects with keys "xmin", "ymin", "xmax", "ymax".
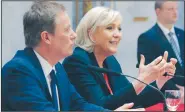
[{"xmin": 137, "ymin": 1, "xmax": 184, "ymax": 103}]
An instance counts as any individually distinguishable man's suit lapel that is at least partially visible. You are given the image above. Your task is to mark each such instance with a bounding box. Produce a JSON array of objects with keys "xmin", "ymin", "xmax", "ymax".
[
  {"xmin": 175, "ymin": 29, "xmax": 182, "ymax": 48},
  {"xmin": 24, "ymin": 47, "xmax": 52, "ymax": 101},
  {"xmin": 55, "ymin": 64, "xmax": 70, "ymax": 110},
  {"xmin": 175, "ymin": 28, "xmax": 184, "ymax": 64}
]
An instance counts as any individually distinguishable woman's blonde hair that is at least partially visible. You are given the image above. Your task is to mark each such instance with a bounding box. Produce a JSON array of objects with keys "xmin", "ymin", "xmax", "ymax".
[{"xmin": 75, "ymin": 6, "xmax": 122, "ymax": 53}]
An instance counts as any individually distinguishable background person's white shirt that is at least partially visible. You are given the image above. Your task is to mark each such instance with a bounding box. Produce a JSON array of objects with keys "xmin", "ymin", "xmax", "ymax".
[
  {"xmin": 34, "ymin": 50, "xmax": 60, "ymax": 111},
  {"xmin": 157, "ymin": 21, "xmax": 181, "ymax": 54}
]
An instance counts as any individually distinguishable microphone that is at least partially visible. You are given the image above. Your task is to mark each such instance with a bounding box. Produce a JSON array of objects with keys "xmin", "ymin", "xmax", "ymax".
[
  {"xmin": 85, "ymin": 64, "xmax": 168, "ymax": 111},
  {"xmin": 163, "ymin": 73, "xmax": 184, "ymax": 78}
]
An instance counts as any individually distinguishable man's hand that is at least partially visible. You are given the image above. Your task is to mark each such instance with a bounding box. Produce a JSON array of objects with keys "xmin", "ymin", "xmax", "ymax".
[{"xmin": 114, "ymin": 102, "xmax": 145, "ymax": 111}]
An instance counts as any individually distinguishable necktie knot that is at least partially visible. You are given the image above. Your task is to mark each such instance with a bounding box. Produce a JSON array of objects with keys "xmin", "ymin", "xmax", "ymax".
[
  {"xmin": 168, "ymin": 32, "xmax": 174, "ymax": 37},
  {"xmin": 50, "ymin": 70, "xmax": 56, "ymax": 83}
]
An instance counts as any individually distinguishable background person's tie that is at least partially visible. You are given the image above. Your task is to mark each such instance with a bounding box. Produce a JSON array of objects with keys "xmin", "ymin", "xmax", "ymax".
[
  {"xmin": 168, "ymin": 32, "xmax": 183, "ymax": 67},
  {"xmin": 50, "ymin": 70, "xmax": 59, "ymax": 110}
]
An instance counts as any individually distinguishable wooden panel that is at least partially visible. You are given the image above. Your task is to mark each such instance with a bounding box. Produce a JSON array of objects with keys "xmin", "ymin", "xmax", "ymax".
[{"xmin": 133, "ymin": 17, "xmax": 148, "ymax": 22}]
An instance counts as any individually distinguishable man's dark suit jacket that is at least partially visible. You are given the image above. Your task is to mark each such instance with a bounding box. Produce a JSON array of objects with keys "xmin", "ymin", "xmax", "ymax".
[
  {"xmin": 63, "ymin": 47, "xmax": 164, "ymax": 110},
  {"xmin": 137, "ymin": 23, "xmax": 184, "ymax": 90},
  {"xmin": 2, "ymin": 47, "xmax": 107, "ymax": 111}
]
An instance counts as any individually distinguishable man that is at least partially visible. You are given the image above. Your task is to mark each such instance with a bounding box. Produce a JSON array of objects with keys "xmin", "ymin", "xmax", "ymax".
[
  {"xmin": 2, "ymin": 1, "xmax": 144, "ymax": 111},
  {"xmin": 137, "ymin": 1, "xmax": 184, "ymax": 92}
]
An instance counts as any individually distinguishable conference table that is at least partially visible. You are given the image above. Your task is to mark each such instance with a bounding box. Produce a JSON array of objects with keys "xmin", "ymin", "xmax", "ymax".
[{"xmin": 146, "ymin": 103, "xmax": 184, "ymax": 111}]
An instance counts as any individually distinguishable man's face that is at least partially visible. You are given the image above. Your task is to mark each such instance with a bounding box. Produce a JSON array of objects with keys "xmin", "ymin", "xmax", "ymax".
[
  {"xmin": 157, "ymin": 1, "xmax": 178, "ymax": 24},
  {"xmin": 49, "ymin": 12, "xmax": 76, "ymax": 59}
]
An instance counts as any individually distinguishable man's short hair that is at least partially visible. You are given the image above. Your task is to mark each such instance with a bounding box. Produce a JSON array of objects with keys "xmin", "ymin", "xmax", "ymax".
[
  {"xmin": 23, "ymin": 1, "xmax": 65, "ymax": 48},
  {"xmin": 155, "ymin": 1, "xmax": 166, "ymax": 10}
]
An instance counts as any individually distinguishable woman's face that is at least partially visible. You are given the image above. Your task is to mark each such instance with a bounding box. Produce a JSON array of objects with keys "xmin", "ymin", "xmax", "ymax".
[{"xmin": 92, "ymin": 19, "xmax": 122, "ymax": 56}]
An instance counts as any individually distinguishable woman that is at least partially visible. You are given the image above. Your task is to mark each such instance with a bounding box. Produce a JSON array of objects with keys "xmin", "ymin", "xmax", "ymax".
[{"xmin": 63, "ymin": 7, "xmax": 177, "ymax": 110}]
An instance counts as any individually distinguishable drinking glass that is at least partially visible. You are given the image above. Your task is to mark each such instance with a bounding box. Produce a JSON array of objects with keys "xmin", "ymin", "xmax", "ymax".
[{"xmin": 165, "ymin": 90, "xmax": 181, "ymax": 111}]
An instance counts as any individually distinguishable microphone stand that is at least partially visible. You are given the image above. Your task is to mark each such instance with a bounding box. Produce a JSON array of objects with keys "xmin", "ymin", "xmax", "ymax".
[
  {"xmin": 119, "ymin": 73, "xmax": 168, "ymax": 111},
  {"xmin": 86, "ymin": 65, "xmax": 168, "ymax": 111}
]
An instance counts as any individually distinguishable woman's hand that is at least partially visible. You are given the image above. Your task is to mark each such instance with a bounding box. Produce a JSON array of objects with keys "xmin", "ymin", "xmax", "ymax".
[
  {"xmin": 132, "ymin": 51, "xmax": 177, "ymax": 95},
  {"xmin": 156, "ymin": 55, "xmax": 177, "ymax": 90},
  {"xmin": 138, "ymin": 51, "xmax": 168, "ymax": 85},
  {"xmin": 132, "ymin": 51, "xmax": 167, "ymax": 95}
]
